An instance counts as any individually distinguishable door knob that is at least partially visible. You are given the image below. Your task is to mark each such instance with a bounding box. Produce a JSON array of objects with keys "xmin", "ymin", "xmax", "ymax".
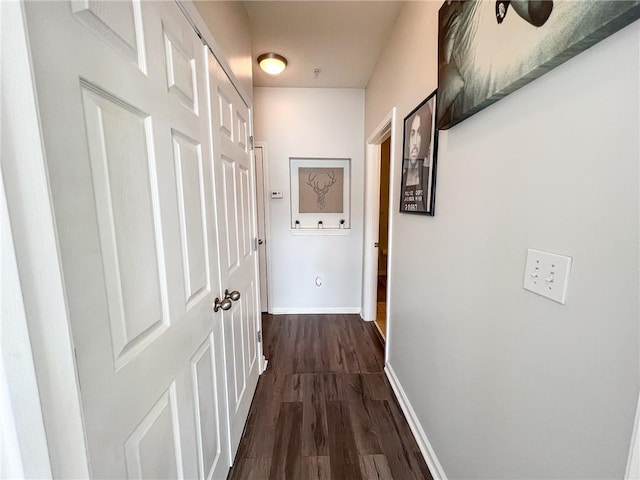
[
  {"xmin": 225, "ymin": 289, "xmax": 241, "ymax": 301},
  {"xmin": 213, "ymin": 297, "xmax": 232, "ymax": 312}
]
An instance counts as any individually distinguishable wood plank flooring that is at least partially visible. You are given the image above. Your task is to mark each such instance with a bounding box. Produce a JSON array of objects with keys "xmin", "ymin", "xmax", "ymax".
[
  {"xmin": 376, "ymin": 275, "xmax": 387, "ymax": 340},
  {"xmin": 228, "ymin": 314, "xmax": 432, "ymax": 480}
]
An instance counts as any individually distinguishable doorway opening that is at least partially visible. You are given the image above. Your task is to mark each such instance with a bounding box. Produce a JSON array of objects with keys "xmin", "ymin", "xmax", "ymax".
[{"xmin": 375, "ymin": 137, "xmax": 391, "ymax": 339}]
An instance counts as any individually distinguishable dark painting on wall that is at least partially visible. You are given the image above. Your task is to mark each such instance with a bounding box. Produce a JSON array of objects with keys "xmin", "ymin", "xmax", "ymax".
[
  {"xmin": 437, "ymin": 0, "xmax": 640, "ymax": 130},
  {"xmin": 400, "ymin": 90, "xmax": 439, "ymax": 215}
]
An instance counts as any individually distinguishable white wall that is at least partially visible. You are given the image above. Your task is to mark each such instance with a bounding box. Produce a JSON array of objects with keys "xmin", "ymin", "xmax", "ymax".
[
  {"xmin": 254, "ymin": 88, "xmax": 365, "ymax": 313},
  {"xmin": 193, "ymin": 1, "xmax": 253, "ymax": 99},
  {"xmin": 366, "ymin": 2, "xmax": 640, "ymax": 479}
]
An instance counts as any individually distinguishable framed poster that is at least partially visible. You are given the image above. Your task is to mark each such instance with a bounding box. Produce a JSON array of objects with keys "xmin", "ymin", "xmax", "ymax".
[
  {"xmin": 437, "ymin": 0, "xmax": 640, "ymax": 129},
  {"xmin": 290, "ymin": 158, "xmax": 350, "ymax": 230},
  {"xmin": 400, "ymin": 90, "xmax": 439, "ymax": 215}
]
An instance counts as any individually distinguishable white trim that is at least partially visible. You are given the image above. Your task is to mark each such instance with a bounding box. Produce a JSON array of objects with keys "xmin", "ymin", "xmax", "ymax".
[
  {"xmin": 260, "ymin": 357, "xmax": 268, "ymax": 374},
  {"xmin": 362, "ymin": 108, "xmax": 396, "ymax": 322},
  {"xmin": 0, "ymin": 363, "xmax": 26, "ymax": 479},
  {"xmin": 270, "ymin": 307, "xmax": 361, "ymax": 315},
  {"xmin": 1, "ymin": 2, "xmax": 90, "ymax": 476},
  {"xmin": 385, "ymin": 363, "xmax": 448, "ymax": 480},
  {"xmin": 626, "ymin": 391, "xmax": 640, "ymax": 479},
  {"xmin": 383, "ymin": 114, "xmax": 399, "ymax": 365},
  {"xmin": 632, "ymin": 38, "xmax": 640, "ymax": 480},
  {"xmin": 254, "ymin": 143, "xmax": 274, "ymax": 314},
  {"xmin": 247, "ymin": 109, "xmax": 266, "ymax": 379},
  {"xmin": 361, "ymin": 141, "xmax": 381, "ymax": 322},
  {"xmin": 359, "ymin": 312, "xmax": 374, "ymax": 323},
  {"xmin": 1, "ymin": 161, "xmax": 51, "ymax": 479}
]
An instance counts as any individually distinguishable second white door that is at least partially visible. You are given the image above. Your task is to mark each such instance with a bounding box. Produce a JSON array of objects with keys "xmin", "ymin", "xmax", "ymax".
[{"xmin": 207, "ymin": 51, "xmax": 261, "ymax": 457}]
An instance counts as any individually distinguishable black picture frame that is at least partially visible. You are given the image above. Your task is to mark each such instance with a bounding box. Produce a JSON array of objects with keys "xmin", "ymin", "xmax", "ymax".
[
  {"xmin": 400, "ymin": 90, "xmax": 439, "ymax": 215},
  {"xmin": 437, "ymin": 0, "xmax": 640, "ymax": 130}
]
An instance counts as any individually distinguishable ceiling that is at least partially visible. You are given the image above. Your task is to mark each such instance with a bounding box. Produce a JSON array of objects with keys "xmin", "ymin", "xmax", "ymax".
[{"xmin": 244, "ymin": 1, "xmax": 404, "ymax": 88}]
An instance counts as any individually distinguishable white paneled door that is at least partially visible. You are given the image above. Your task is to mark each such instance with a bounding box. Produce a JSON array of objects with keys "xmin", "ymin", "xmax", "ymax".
[
  {"xmin": 207, "ymin": 53, "xmax": 261, "ymax": 456},
  {"xmin": 23, "ymin": 1, "xmax": 259, "ymax": 478}
]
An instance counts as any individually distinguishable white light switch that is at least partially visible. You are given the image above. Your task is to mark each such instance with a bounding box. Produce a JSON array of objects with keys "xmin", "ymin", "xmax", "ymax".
[
  {"xmin": 523, "ymin": 249, "xmax": 572, "ymax": 304},
  {"xmin": 271, "ymin": 190, "xmax": 283, "ymax": 199}
]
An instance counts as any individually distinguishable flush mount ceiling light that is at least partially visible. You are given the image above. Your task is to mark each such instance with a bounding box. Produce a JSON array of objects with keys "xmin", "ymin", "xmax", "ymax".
[{"xmin": 257, "ymin": 53, "xmax": 287, "ymax": 75}]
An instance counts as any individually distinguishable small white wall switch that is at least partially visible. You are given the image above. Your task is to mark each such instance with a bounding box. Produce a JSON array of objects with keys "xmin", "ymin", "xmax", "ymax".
[
  {"xmin": 523, "ymin": 248, "xmax": 572, "ymax": 304},
  {"xmin": 271, "ymin": 190, "xmax": 283, "ymax": 199}
]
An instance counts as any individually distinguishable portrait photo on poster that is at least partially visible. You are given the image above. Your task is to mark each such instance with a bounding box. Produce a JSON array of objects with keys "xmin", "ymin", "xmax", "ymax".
[
  {"xmin": 437, "ymin": 0, "xmax": 640, "ymax": 130},
  {"xmin": 400, "ymin": 90, "xmax": 439, "ymax": 215}
]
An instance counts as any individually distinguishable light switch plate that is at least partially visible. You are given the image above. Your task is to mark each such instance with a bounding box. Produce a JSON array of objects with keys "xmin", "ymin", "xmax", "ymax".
[
  {"xmin": 523, "ymin": 249, "xmax": 572, "ymax": 304},
  {"xmin": 271, "ymin": 190, "xmax": 283, "ymax": 199}
]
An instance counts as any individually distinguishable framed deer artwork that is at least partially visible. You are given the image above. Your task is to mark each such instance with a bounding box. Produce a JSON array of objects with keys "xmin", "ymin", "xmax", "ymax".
[{"xmin": 290, "ymin": 158, "xmax": 351, "ymax": 231}]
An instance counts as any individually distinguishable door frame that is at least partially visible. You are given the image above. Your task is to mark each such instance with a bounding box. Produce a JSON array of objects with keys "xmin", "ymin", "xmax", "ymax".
[
  {"xmin": 361, "ymin": 108, "xmax": 396, "ymax": 357},
  {"xmin": 254, "ymin": 143, "xmax": 273, "ymax": 314},
  {"xmin": 1, "ymin": 139, "xmax": 52, "ymax": 479}
]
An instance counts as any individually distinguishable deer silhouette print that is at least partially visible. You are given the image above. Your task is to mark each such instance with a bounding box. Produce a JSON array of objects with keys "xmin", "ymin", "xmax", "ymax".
[{"xmin": 307, "ymin": 170, "xmax": 337, "ymax": 210}]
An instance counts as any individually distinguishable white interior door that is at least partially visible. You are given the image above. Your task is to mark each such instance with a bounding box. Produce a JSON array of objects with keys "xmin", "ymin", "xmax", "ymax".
[
  {"xmin": 24, "ymin": 2, "xmax": 231, "ymax": 478},
  {"xmin": 207, "ymin": 52, "xmax": 261, "ymax": 457},
  {"xmin": 254, "ymin": 146, "xmax": 269, "ymax": 312}
]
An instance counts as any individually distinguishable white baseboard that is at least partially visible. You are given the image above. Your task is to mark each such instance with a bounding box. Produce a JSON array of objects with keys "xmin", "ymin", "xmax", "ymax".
[
  {"xmin": 269, "ymin": 307, "xmax": 361, "ymax": 315},
  {"xmin": 385, "ymin": 364, "xmax": 448, "ymax": 480},
  {"xmin": 360, "ymin": 312, "xmax": 374, "ymax": 322}
]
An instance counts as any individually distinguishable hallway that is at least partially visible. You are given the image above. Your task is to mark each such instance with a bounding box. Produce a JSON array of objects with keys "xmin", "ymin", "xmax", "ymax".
[{"xmin": 228, "ymin": 314, "xmax": 432, "ymax": 479}]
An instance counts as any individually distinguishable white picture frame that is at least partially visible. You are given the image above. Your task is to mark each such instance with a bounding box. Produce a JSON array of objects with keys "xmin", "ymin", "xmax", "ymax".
[{"xmin": 290, "ymin": 157, "xmax": 351, "ymax": 230}]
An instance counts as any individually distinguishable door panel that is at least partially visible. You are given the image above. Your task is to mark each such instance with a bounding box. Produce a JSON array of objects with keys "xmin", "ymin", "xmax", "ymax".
[
  {"xmin": 217, "ymin": 90, "xmax": 234, "ymax": 140},
  {"xmin": 245, "ymin": 283, "xmax": 257, "ymax": 373},
  {"xmin": 163, "ymin": 26, "xmax": 197, "ymax": 112},
  {"xmin": 190, "ymin": 335, "xmax": 224, "ymax": 479},
  {"xmin": 236, "ymin": 111, "xmax": 249, "ymax": 152},
  {"xmin": 80, "ymin": 83, "xmax": 169, "ymax": 369},
  {"xmin": 124, "ymin": 384, "xmax": 184, "ymax": 479},
  {"xmin": 172, "ymin": 131, "xmax": 209, "ymax": 308},
  {"xmin": 239, "ymin": 164, "xmax": 252, "ymax": 257},
  {"xmin": 24, "ymin": 2, "xmax": 235, "ymax": 478},
  {"xmin": 229, "ymin": 300, "xmax": 246, "ymax": 405},
  {"xmin": 222, "ymin": 157, "xmax": 240, "ymax": 270},
  {"xmin": 71, "ymin": 0, "xmax": 145, "ymax": 70}
]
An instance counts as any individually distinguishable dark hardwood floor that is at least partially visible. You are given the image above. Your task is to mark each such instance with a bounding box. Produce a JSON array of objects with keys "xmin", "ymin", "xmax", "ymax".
[{"xmin": 228, "ymin": 314, "xmax": 432, "ymax": 480}]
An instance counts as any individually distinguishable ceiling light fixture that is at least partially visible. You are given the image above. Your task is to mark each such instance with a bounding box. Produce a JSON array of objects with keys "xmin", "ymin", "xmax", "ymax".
[{"xmin": 257, "ymin": 53, "xmax": 287, "ymax": 75}]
